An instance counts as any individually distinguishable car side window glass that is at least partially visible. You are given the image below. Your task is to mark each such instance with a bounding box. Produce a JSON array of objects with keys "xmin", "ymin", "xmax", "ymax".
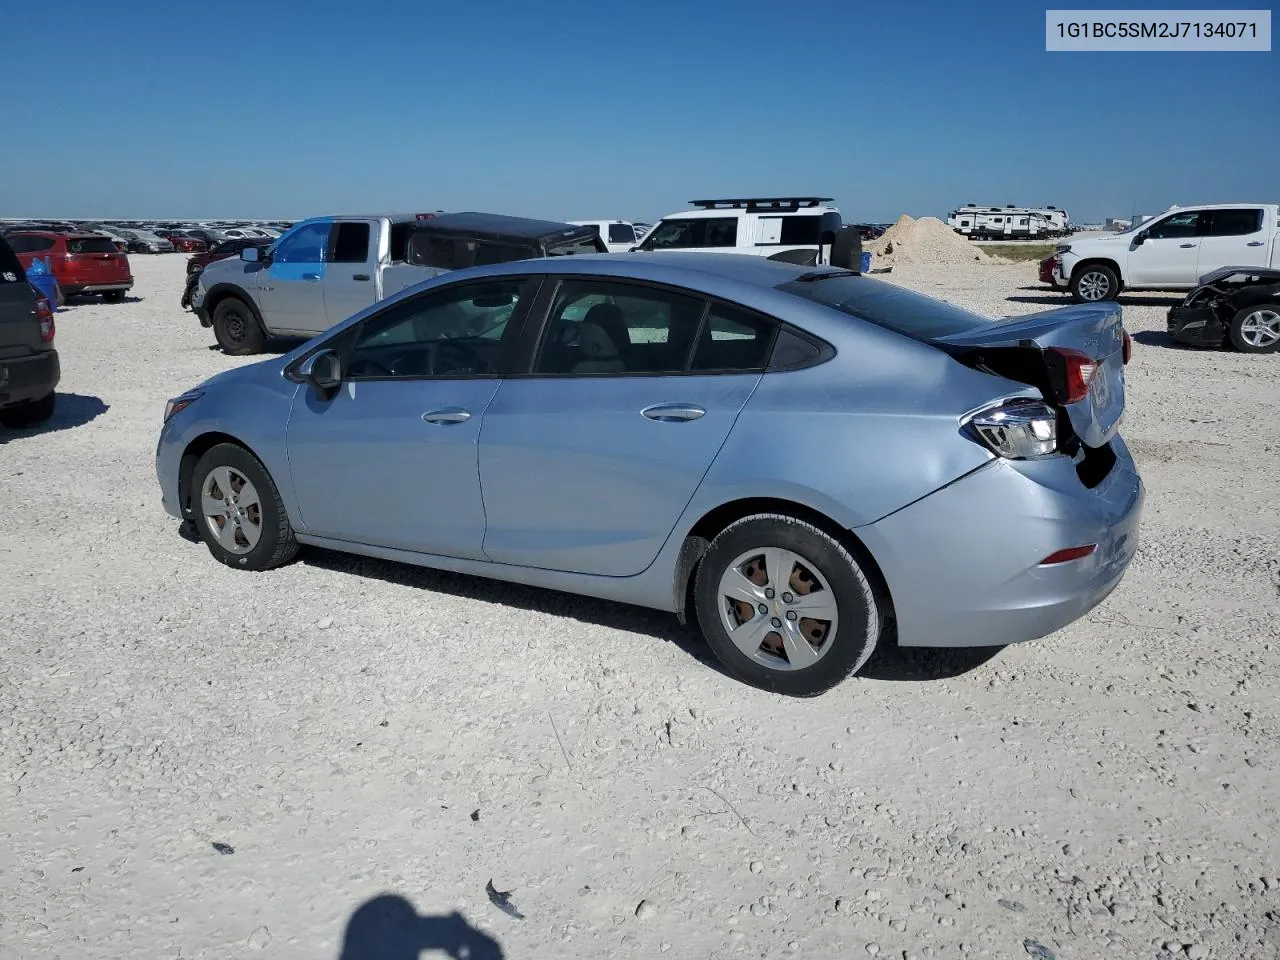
[
  {"xmin": 330, "ymin": 222, "xmax": 371, "ymax": 263},
  {"xmin": 690, "ymin": 303, "xmax": 778, "ymax": 372},
  {"xmin": 473, "ymin": 242, "xmax": 533, "ymax": 266},
  {"xmin": 608, "ymin": 223, "xmax": 636, "ymax": 244},
  {"xmin": 344, "ymin": 279, "xmax": 526, "ymax": 379},
  {"xmin": 1208, "ymin": 209, "xmax": 1263, "ymax": 237},
  {"xmin": 1145, "ymin": 213, "xmax": 1201, "ymax": 240},
  {"xmin": 272, "ymin": 222, "xmax": 330, "ymax": 263},
  {"xmin": 407, "ymin": 234, "xmax": 479, "ymax": 270},
  {"xmin": 6, "ymin": 235, "xmax": 53, "ymax": 253},
  {"xmin": 533, "ymin": 280, "xmax": 707, "ymax": 376}
]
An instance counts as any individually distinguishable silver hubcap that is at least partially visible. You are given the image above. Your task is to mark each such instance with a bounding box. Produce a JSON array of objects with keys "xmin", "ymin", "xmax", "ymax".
[
  {"xmin": 717, "ymin": 547, "xmax": 839, "ymax": 671},
  {"xmin": 200, "ymin": 465, "xmax": 263, "ymax": 554},
  {"xmin": 1239, "ymin": 309, "xmax": 1280, "ymax": 348},
  {"xmin": 1077, "ymin": 271, "xmax": 1110, "ymax": 301}
]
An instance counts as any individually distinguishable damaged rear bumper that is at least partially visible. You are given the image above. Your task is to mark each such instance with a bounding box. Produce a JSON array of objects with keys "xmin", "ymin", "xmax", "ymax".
[{"xmin": 1167, "ymin": 305, "xmax": 1226, "ymax": 347}]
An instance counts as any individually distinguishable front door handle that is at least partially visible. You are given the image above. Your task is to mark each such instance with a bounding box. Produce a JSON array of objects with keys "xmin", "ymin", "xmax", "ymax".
[
  {"xmin": 1178, "ymin": 243, "xmax": 1196, "ymax": 248},
  {"xmin": 422, "ymin": 407, "xmax": 471, "ymax": 424},
  {"xmin": 302, "ymin": 272, "xmax": 321, "ymax": 281},
  {"xmin": 1246, "ymin": 241, "xmax": 1264, "ymax": 247},
  {"xmin": 641, "ymin": 402, "xmax": 706, "ymax": 422},
  {"xmin": 353, "ymin": 273, "xmax": 371, "ymax": 281}
]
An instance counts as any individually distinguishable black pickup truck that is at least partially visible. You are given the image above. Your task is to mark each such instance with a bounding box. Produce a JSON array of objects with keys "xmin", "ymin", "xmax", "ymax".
[{"xmin": 0, "ymin": 235, "xmax": 59, "ymax": 428}]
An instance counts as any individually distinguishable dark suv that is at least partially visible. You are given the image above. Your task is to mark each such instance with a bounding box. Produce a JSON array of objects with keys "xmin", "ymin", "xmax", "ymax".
[{"xmin": 0, "ymin": 235, "xmax": 59, "ymax": 428}]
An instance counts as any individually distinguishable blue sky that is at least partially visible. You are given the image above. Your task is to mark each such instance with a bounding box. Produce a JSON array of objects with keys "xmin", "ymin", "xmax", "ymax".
[{"xmin": 3, "ymin": 0, "xmax": 1275, "ymax": 224}]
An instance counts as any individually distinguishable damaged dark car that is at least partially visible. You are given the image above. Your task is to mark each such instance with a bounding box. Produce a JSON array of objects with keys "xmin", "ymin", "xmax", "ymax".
[{"xmin": 1167, "ymin": 267, "xmax": 1280, "ymax": 353}]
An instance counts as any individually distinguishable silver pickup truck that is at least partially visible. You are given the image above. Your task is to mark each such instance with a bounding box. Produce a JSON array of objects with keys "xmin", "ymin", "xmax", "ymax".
[{"xmin": 191, "ymin": 212, "xmax": 605, "ymax": 354}]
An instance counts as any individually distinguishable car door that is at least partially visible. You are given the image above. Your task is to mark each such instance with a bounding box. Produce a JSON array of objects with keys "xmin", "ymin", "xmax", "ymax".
[
  {"xmin": 259, "ymin": 219, "xmax": 331, "ymax": 334},
  {"xmin": 324, "ymin": 219, "xmax": 379, "ymax": 326},
  {"xmin": 1126, "ymin": 211, "xmax": 1206, "ymax": 286},
  {"xmin": 478, "ymin": 277, "xmax": 777, "ymax": 576},
  {"xmin": 284, "ymin": 275, "xmax": 538, "ymax": 559},
  {"xmin": 1197, "ymin": 208, "xmax": 1270, "ymax": 276}
]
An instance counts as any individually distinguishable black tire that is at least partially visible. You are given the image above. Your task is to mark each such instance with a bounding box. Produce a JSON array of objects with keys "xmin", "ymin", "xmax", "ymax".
[
  {"xmin": 190, "ymin": 442, "xmax": 299, "ymax": 571},
  {"xmin": 212, "ymin": 297, "xmax": 266, "ymax": 356},
  {"xmin": 0, "ymin": 392, "xmax": 56, "ymax": 428},
  {"xmin": 693, "ymin": 514, "xmax": 881, "ymax": 697},
  {"xmin": 101, "ymin": 290, "xmax": 126, "ymax": 303},
  {"xmin": 1227, "ymin": 303, "xmax": 1280, "ymax": 354},
  {"xmin": 1070, "ymin": 263, "xmax": 1120, "ymax": 303}
]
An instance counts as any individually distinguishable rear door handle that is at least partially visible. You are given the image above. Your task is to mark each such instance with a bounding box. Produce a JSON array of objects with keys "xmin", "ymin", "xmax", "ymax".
[
  {"xmin": 641, "ymin": 402, "xmax": 706, "ymax": 422},
  {"xmin": 422, "ymin": 407, "xmax": 471, "ymax": 424},
  {"xmin": 1246, "ymin": 241, "xmax": 1264, "ymax": 247},
  {"xmin": 302, "ymin": 272, "xmax": 321, "ymax": 281},
  {"xmin": 353, "ymin": 273, "xmax": 371, "ymax": 280},
  {"xmin": 1178, "ymin": 243, "xmax": 1196, "ymax": 248}
]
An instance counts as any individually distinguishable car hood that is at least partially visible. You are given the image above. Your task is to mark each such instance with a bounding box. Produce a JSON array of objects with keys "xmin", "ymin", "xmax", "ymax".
[{"xmin": 194, "ymin": 355, "xmax": 287, "ymax": 393}]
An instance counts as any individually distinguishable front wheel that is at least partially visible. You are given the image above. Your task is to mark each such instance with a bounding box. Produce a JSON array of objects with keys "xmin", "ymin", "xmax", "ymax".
[
  {"xmin": 190, "ymin": 442, "xmax": 299, "ymax": 571},
  {"xmin": 1070, "ymin": 264, "xmax": 1120, "ymax": 303},
  {"xmin": 1228, "ymin": 304, "xmax": 1280, "ymax": 353},
  {"xmin": 694, "ymin": 514, "xmax": 882, "ymax": 697},
  {"xmin": 212, "ymin": 297, "xmax": 266, "ymax": 355}
]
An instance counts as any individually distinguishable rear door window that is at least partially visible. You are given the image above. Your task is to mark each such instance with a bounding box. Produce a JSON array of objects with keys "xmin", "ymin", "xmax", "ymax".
[
  {"xmin": 1207, "ymin": 209, "xmax": 1263, "ymax": 236},
  {"xmin": 5, "ymin": 235, "xmax": 54, "ymax": 254},
  {"xmin": 330, "ymin": 222, "xmax": 371, "ymax": 263},
  {"xmin": 690, "ymin": 303, "xmax": 778, "ymax": 372}
]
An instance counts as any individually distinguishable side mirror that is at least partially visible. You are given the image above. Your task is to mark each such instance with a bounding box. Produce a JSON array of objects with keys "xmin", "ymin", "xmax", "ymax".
[
  {"xmin": 240, "ymin": 246, "xmax": 261, "ymax": 262},
  {"xmin": 297, "ymin": 348, "xmax": 342, "ymax": 393},
  {"xmin": 1133, "ymin": 231, "xmax": 1147, "ymax": 246}
]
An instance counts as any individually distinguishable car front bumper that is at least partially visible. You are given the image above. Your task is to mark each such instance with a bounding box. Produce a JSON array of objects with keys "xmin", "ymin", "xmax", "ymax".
[
  {"xmin": 0, "ymin": 349, "xmax": 60, "ymax": 408},
  {"xmin": 1166, "ymin": 304, "xmax": 1226, "ymax": 347},
  {"xmin": 856, "ymin": 436, "xmax": 1144, "ymax": 648}
]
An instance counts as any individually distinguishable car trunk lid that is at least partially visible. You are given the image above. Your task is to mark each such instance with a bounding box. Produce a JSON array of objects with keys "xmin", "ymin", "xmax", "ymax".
[
  {"xmin": 934, "ymin": 301, "xmax": 1129, "ymax": 449},
  {"xmin": 64, "ymin": 237, "xmax": 130, "ymax": 283}
]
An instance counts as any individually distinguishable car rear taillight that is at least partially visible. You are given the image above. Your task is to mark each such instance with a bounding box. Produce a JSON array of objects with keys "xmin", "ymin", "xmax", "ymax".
[
  {"xmin": 966, "ymin": 397, "xmax": 1058, "ymax": 460},
  {"xmin": 1122, "ymin": 329, "xmax": 1132, "ymax": 364},
  {"xmin": 1048, "ymin": 348, "xmax": 1097, "ymax": 403},
  {"xmin": 35, "ymin": 296, "xmax": 55, "ymax": 342}
]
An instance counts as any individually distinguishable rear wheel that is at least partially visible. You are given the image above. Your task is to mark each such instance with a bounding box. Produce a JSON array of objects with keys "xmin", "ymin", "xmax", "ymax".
[
  {"xmin": 1228, "ymin": 304, "xmax": 1280, "ymax": 353},
  {"xmin": 190, "ymin": 442, "xmax": 299, "ymax": 570},
  {"xmin": 694, "ymin": 514, "xmax": 881, "ymax": 697},
  {"xmin": 0, "ymin": 392, "xmax": 56, "ymax": 428},
  {"xmin": 212, "ymin": 297, "xmax": 266, "ymax": 355},
  {"xmin": 101, "ymin": 290, "xmax": 126, "ymax": 303},
  {"xmin": 1070, "ymin": 263, "xmax": 1120, "ymax": 303}
]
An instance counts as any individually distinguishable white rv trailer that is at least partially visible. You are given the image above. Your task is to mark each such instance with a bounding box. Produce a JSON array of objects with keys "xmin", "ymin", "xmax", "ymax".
[{"xmin": 947, "ymin": 204, "xmax": 1073, "ymax": 239}]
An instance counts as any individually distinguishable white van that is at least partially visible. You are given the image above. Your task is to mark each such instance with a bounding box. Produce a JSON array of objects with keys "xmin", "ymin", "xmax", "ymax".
[{"xmin": 632, "ymin": 197, "xmax": 843, "ymax": 262}]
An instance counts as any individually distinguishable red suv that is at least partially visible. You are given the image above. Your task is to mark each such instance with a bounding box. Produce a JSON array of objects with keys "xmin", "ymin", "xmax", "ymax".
[{"xmin": 6, "ymin": 232, "xmax": 134, "ymax": 301}]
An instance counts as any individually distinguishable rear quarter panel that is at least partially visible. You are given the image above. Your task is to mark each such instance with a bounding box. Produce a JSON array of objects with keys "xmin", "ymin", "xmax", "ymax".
[{"xmin": 683, "ymin": 322, "xmax": 1031, "ymax": 532}]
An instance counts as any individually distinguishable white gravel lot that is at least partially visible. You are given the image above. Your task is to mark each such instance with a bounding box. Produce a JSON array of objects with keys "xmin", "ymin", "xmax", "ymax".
[{"xmin": 2, "ymin": 254, "xmax": 1278, "ymax": 960}]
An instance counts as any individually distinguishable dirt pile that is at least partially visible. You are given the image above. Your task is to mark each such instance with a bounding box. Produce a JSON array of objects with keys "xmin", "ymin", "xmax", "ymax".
[{"xmin": 867, "ymin": 214, "xmax": 993, "ymax": 265}]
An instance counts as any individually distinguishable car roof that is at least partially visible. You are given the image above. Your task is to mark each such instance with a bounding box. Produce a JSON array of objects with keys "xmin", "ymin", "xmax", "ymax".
[{"xmin": 412, "ymin": 212, "xmax": 596, "ymax": 242}]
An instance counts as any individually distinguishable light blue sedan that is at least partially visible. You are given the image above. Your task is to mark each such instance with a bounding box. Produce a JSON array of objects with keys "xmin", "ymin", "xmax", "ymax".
[{"xmin": 156, "ymin": 252, "xmax": 1143, "ymax": 696}]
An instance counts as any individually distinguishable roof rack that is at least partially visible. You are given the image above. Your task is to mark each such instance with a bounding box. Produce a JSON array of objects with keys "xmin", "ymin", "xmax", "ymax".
[{"xmin": 689, "ymin": 197, "xmax": 834, "ymax": 211}]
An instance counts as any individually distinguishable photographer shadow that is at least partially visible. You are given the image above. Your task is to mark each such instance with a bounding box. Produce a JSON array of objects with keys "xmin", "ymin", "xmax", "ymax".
[{"xmin": 338, "ymin": 895, "xmax": 503, "ymax": 960}]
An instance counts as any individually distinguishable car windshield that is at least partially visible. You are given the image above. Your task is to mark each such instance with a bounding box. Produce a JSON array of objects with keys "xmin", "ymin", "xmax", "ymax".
[{"xmin": 777, "ymin": 274, "xmax": 992, "ymax": 340}]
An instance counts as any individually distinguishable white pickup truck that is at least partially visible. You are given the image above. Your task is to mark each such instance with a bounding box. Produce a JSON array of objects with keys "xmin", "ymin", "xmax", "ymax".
[{"xmin": 1042, "ymin": 203, "xmax": 1280, "ymax": 302}]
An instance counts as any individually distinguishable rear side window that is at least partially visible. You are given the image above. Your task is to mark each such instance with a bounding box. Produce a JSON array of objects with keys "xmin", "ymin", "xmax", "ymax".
[
  {"xmin": 330, "ymin": 222, "xmax": 371, "ymax": 263},
  {"xmin": 66, "ymin": 237, "xmax": 118, "ymax": 254},
  {"xmin": 1207, "ymin": 209, "xmax": 1263, "ymax": 236},
  {"xmin": 778, "ymin": 215, "xmax": 822, "ymax": 245},
  {"xmin": 691, "ymin": 303, "xmax": 777, "ymax": 372},
  {"xmin": 608, "ymin": 223, "xmax": 636, "ymax": 244},
  {"xmin": 407, "ymin": 234, "xmax": 473, "ymax": 270},
  {"xmin": 778, "ymin": 274, "xmax": 990, "ymax": 341},
  {"xmin": 0, "ymin": 237, "xmax": 25, "ymax": 283},
  {"xmin": 5, "ymin": 235, "xmax": 54, "ymax": 254}
]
